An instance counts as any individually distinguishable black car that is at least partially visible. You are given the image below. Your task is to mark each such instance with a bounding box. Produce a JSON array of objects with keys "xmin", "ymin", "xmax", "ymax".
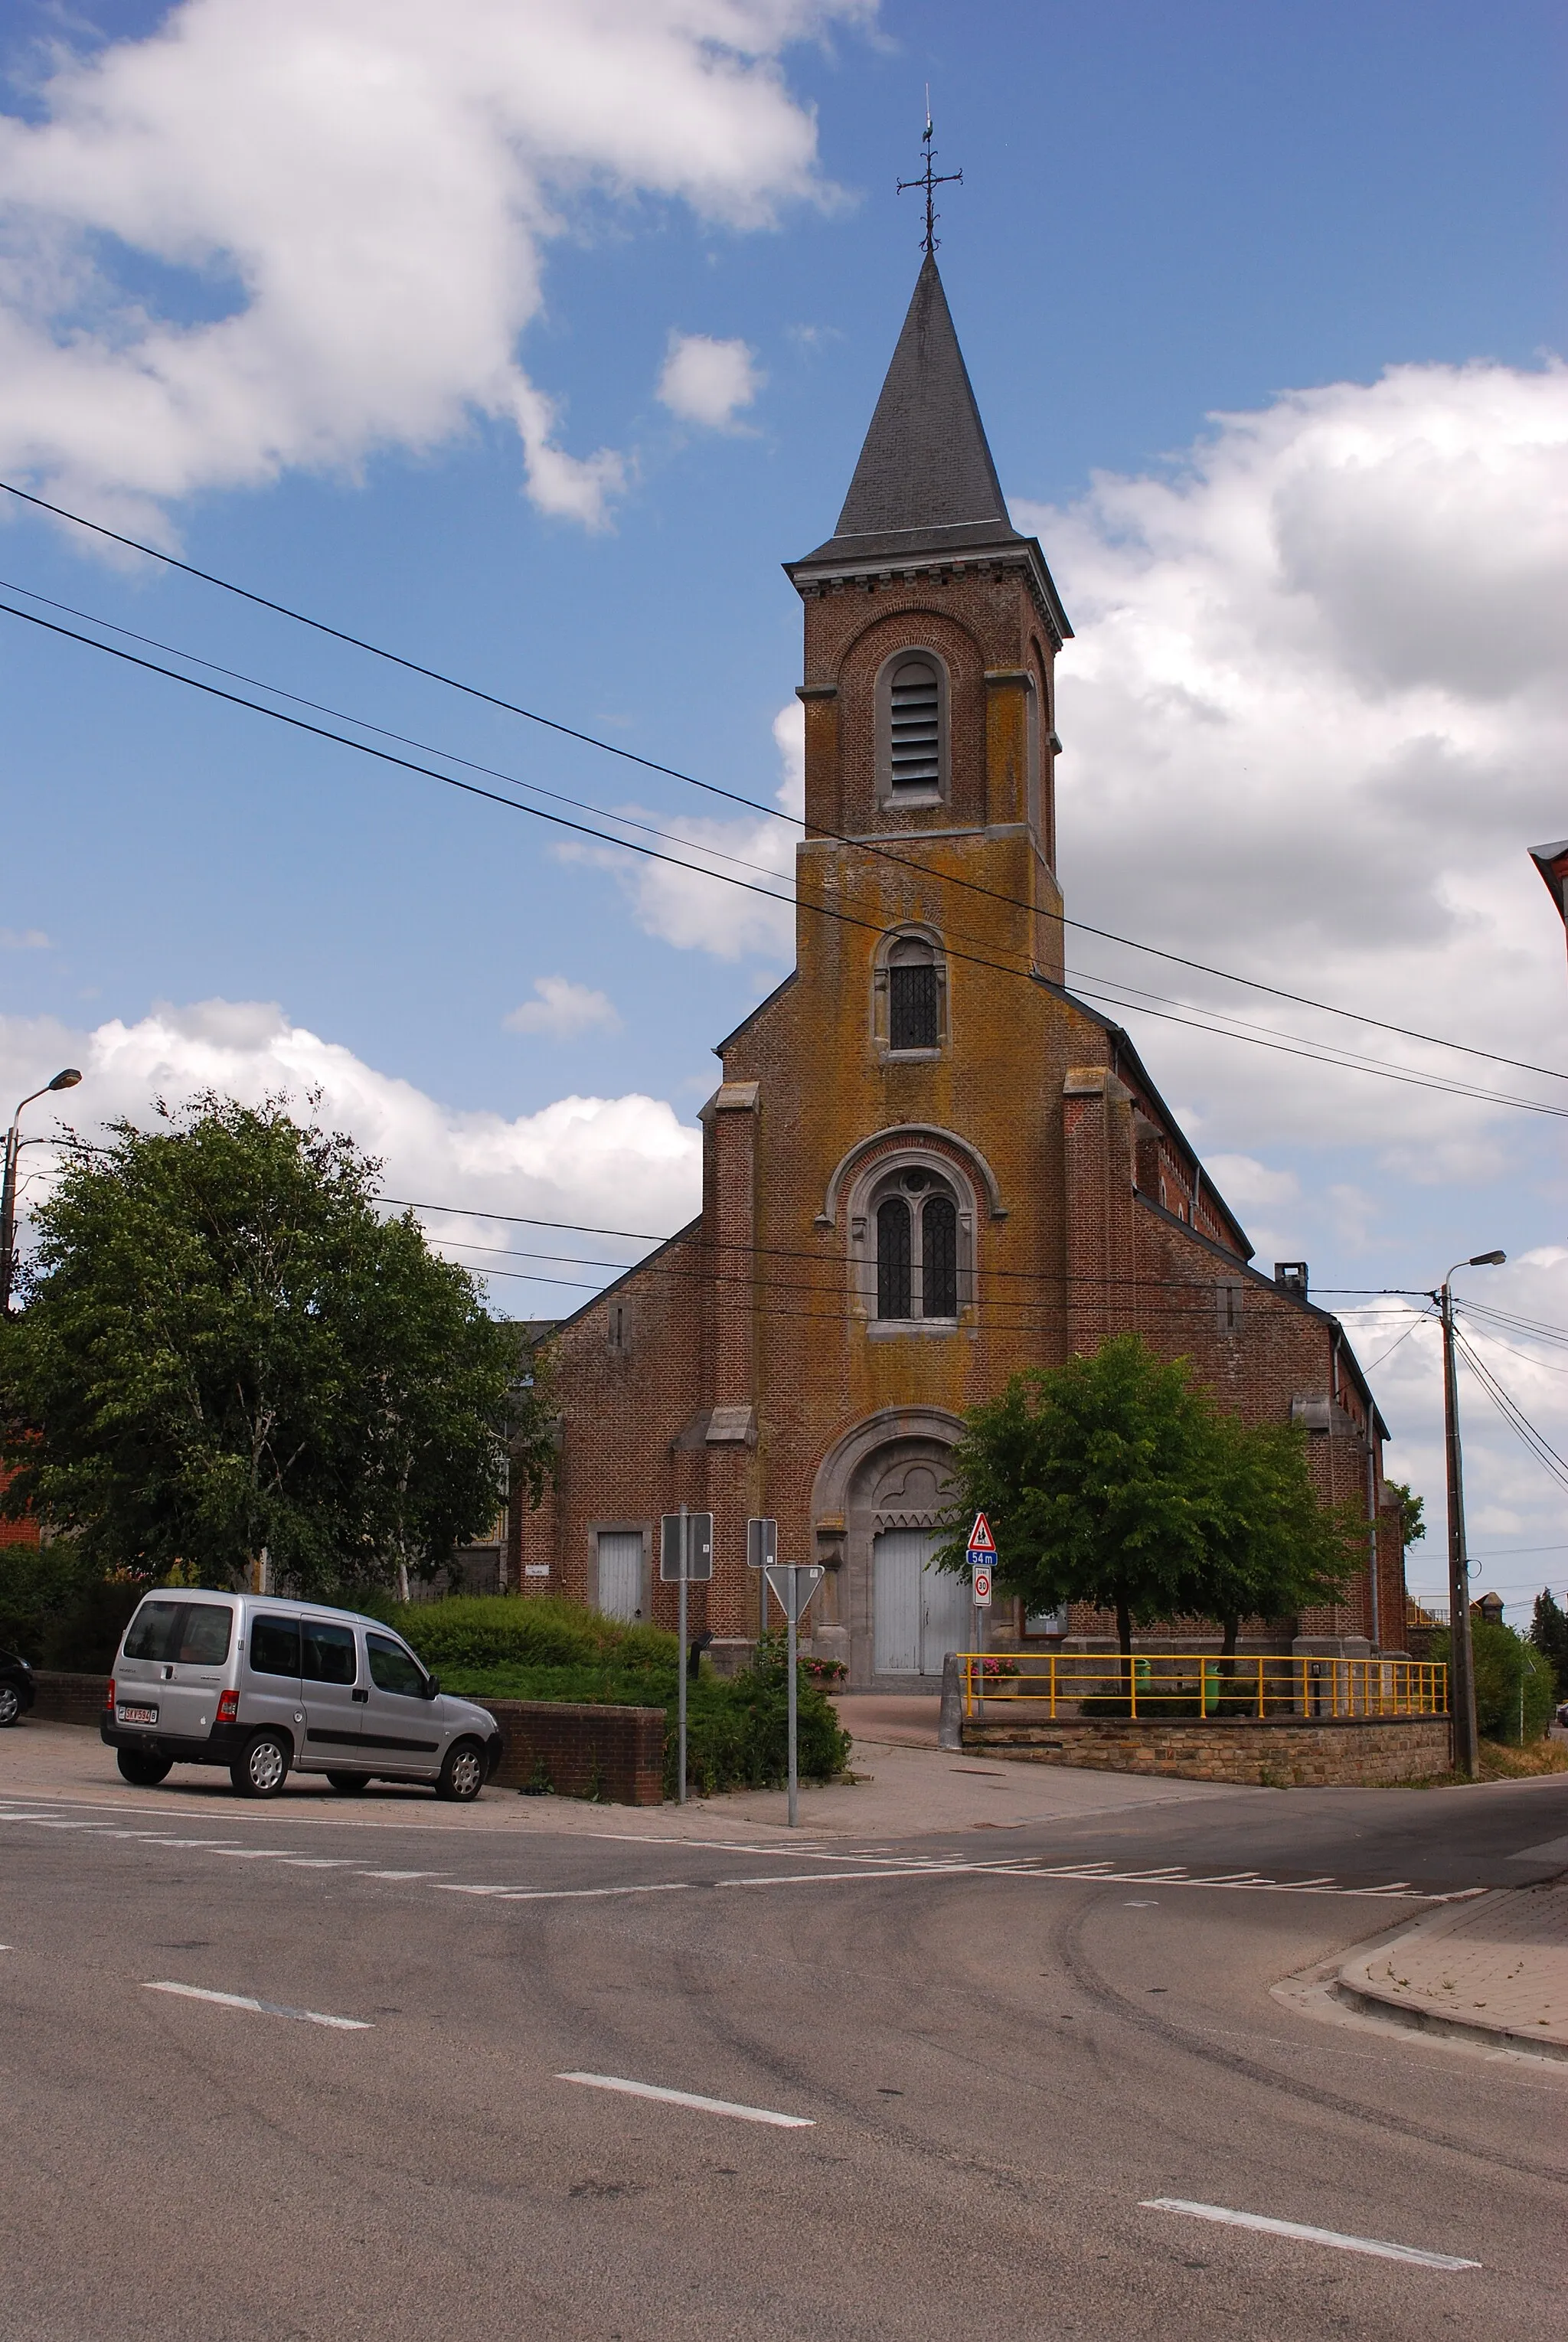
[{"xmin": 0, "ymin": 1648, "xmax": 36, "ymax": 1727}]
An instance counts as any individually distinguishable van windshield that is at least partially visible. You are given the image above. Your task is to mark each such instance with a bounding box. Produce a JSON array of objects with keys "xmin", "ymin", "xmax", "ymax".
[{"xmin": 124, "ymin": 1600, "xmax": 234, "ymax": 1666}]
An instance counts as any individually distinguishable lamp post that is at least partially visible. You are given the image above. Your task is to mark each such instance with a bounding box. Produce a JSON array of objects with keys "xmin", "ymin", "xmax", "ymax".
[
  {"xmin": 0, "ymin": 1069, "xmax": 83, "ymax": 1315},
  {"xmin": 1432, "ymin": 1249, "xmax": 1506, "ymax": 1780},
  {"xmin": 1529, "ymin": 840, "xmax": 1568, "ymax": 966}
]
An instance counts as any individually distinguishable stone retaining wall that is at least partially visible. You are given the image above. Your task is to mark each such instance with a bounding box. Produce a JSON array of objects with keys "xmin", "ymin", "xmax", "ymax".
[
  {"xmin": 963, "ymin": 1712, "xmax": 1449, "ymax": 1787},
  {"xmin": 28, "ymin": 1674, "xmax": 668, "ymax": 1806},
  {"xmin": 480, "ymin": 1699, "xmax": 666, "ymax": 1806}
]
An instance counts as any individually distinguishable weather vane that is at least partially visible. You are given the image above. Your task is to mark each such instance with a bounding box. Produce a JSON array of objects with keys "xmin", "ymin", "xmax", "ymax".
[{"xmin": 897, "ymin": 94, "xmax": 962, "ymax": 256}]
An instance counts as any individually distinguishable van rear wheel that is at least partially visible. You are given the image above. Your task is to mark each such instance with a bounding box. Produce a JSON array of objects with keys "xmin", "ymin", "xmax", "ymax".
[
  {"xmin": 326, "ymin": 1771, "xmax": 369, "ymax": 1793},
  {"xmin": 117, "ymin": 1749, "xmax": 172, "ymax": 1786},
  {"xmin": 436, "ymin": 1739, "xmax": 485, "ymax": 1802},
  {"xmin": 230, "ymin": 1730, "xmax": 289, "ymax": 1798}
]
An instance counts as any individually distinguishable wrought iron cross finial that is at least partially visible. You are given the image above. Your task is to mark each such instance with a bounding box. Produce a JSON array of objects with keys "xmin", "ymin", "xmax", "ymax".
[{"xmin": 897, "ymin": 103, "xmax": 962, "ymax": 256}]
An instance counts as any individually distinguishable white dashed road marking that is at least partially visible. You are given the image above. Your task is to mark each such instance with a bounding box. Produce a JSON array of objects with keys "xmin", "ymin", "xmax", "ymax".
[
  {"xmin": 558, "ymin": 2072, "xmax": 812, "ymax": 2127},
  {"xmin": 143, "ymin": 1981, "xmax": 371, "ymax": 2030},
  {"xmin": 1141, "ymin": 2198, "xmax": 1479, "ymax": 2271}
]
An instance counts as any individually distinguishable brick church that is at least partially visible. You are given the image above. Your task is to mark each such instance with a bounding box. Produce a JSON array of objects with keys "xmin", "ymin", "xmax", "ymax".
[{"xmin": 516, "ymin": 252, "xmax": 1409, "ymax": 1682}]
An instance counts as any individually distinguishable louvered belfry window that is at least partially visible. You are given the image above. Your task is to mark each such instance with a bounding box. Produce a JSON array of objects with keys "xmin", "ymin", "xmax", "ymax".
[{"xmin": 888, "ymin": 656, "xmax": 941, "ymax": 789}]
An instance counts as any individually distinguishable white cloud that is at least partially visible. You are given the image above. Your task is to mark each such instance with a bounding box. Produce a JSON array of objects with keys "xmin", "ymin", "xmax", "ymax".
[
  {"xmin": 504, "ymin": 975, "xmax": 621, "ymax": 1039},
  {"xmin": 0, "ymin": 0, "xmax": 865, "ymax": 531},
  {"xmin": 0, "ymin": 999, "xmax": 701, "ymax": 1311},
  {"xmin": 657, "ymin": 330, "xmax": 765, "ymax": 429},
  {"xmin": 1203, "ymin": 1154, "xmax": 1300, "ymax": 1211},
  {"xmin": 0, "ymin": 927, "xmax": 51, "ymax": 949},
  {"xmin": 1014, "ymin": 358, "xmax": 1568, "ymax": 1154},
  {"xmin": 564, "ymin": 698, "xmax": 802, "ymax": 959}
]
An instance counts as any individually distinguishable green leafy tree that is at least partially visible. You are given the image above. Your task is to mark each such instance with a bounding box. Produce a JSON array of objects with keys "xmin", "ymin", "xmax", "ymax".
[
  {"xmin": 1530, "ymin": 1587, "xmax": 1568, "ymax": 1701},
  {"xmin": 1384, "ymin": 1479, "xmax": 1426, "ymax": 1553},
  {"xmin": 0, "ymin": 1096, "xmax": 547, "ymax": 1601},
  {"xmin": 1187, "ymin": 1410, "xmax": 1357, "ymax": 1658},
  {"xmin": 939, "ymin": 1334, "xmax": 1216, "ymax": 1655},
  {"xmin": 1433, "ymin": 1615, "xmax": 1557, "ymax": 1744}
]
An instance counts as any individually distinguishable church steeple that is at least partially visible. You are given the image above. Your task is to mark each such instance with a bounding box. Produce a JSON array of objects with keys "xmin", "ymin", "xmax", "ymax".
[
  {"xmin": 828, "ymin": 253, "xmax": 1014, "ymax": 556},
  {"xmin": 786, "ymin": 253, "xmax": 1070, "ymax": 645}
]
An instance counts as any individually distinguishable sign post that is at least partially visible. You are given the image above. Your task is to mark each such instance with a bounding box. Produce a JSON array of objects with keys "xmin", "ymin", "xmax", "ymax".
[
  {"xmin": 661, "ymin": 1508, "xmax": 714, "ymax": 1804},
  {"xmin": 746, "ymin": 1516, "xmax": 777, "ymax": 1652},
  {"xmin": 764, "ymin": 1562, "xmax": 825, "ymax": 1828},
  {"xmin": 966, "ymin": 1511, "xmax": 996, "ymax": 1706}
]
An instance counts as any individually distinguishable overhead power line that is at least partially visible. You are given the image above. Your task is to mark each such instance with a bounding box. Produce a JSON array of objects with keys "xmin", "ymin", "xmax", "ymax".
[
  {"xmin": 4, "ymin": 589, "xmax": 1566, "ymax": 1127},
  {"xmin": 5, "ymin": 474, "xmax": 1565, "ymax": 1093},
  {"xmin": 1452, "ymin": 1327, "xmax": 1568, "ymax": 1498}
]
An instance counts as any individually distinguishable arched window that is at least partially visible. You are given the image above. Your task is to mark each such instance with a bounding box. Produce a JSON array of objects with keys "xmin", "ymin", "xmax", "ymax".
[
  {"xmin": 877, "ymin": 926, "xmax": 947, "ymax": 1054},
  {"xmin": 870, "ymin": 1168, "xmax": 962, "ymax": 1323},
  {"xmin": 876, "ymin": 1196, "xmax": 912, "ymax": 1319},
  {"xmin": 877, "ymin": 649, "xmax": 949, "ymax": 801},
  {"xmin": 923, "ymin": 1193, "xmax": 958, "ymax": 1318}
]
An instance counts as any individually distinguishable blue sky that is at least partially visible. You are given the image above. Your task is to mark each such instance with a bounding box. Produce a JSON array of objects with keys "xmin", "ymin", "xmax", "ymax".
[{"xmin": 1, "ymin": 0, "xmax": 1565, "ymax": 1607}]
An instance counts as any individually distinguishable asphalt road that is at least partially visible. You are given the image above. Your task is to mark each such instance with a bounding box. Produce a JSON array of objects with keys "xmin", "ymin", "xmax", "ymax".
[{"xmin": 5, "ymin": 1759, "xmax": 1568, "ymax": 2341}]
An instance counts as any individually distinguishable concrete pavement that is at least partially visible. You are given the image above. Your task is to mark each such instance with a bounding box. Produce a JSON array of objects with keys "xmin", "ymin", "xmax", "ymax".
[
  {"xmin": 7, "ymin": 1714, "xmax": 1568, "ymax": 2339},
  {"xmin": 1339, "ymin": 1879, "xmax": 1568, "ymax": 2055}
]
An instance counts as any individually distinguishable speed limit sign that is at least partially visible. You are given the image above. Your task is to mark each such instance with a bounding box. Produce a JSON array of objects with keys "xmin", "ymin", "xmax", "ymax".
[{"xmin": 972, "ymin": 1563, "xmax": 993, "ymax": 1607}]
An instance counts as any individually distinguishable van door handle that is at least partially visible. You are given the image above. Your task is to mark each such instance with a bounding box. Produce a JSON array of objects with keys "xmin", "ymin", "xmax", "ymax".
[{"xmin": 352, "ymin": 1687, "xmax": 368, "ymax": 1702}]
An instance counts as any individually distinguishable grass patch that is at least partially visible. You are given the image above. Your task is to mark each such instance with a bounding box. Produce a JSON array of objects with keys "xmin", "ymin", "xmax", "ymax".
[{"xmin": 1389, "ymin": 1736, "xmax": 1568, "ymax": 1788}]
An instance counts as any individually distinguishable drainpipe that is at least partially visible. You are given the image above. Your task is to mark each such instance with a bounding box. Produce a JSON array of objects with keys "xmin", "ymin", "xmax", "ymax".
[{"xmin": 1365, "ymin": 1445, "xmax": 1380, "ymax": 1649}]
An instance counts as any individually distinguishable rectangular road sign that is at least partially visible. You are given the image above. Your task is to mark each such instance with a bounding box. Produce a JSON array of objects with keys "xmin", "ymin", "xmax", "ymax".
[
  {"xmin": 971, "ymin": 1563, "xmax": 993, "ymax": 1607},
  {"xmin": 764, "ymin": 1563, "xmax": 824, "ymax": 1625},
  {"xmin": 660, "ymin": 1511, "xmax": 714, "ymax": 1583},
  {"xmin": 746, "ymin": 1517, "xmax": 778, "ymax": 1571}
]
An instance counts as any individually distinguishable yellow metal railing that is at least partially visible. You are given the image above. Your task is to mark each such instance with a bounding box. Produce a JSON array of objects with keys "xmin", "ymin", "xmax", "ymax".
[{"xmin": 958, "ymin": 1652, "xmax": 1447, "ymax": 1721}]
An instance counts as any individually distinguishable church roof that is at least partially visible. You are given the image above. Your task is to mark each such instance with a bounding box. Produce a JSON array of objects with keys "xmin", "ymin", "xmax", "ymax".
[
  {"xmin": 827, "ymin": 251, "xmax": 1012, "ymax": 553},
  {"xmin": 786, "ymin": 251, "xmax": 1070, "ymax": 638}
]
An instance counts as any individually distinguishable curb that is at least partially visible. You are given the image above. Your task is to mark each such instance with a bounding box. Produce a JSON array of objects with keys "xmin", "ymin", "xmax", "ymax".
[{"xmin": 1334, "ymin": 1891, "xmax": 1568, "ymax": 2063}]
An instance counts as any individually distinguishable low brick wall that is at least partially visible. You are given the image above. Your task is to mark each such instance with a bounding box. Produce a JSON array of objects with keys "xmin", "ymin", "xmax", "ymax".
[
  {"xmin": 28, "ymin": 1674, "xmax": 668, "ymax": 1805},
  {"xmin": 964, "ymin": 1713, "xmax": 1450, "ymax": 1787},
  {"xmin": 29, "ymin": 1670, "xmax": 110, "ymax": 1726},
  {"xmin": 485, "ymin": 1699, "xmax": 666, "ymax": 1806}
]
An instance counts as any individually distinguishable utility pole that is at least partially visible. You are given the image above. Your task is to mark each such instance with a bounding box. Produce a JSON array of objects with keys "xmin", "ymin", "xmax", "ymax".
[
  {"xmin": 1, "ymin": 1068, "xmax": 83, "ymax": 1315},
  {"xmin": 1436, "ymin": 1250, "xmax": 1506, "ymax": 1779}
]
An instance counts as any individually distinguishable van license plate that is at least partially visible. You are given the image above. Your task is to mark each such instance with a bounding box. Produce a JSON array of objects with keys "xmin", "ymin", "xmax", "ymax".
[{"xmin": 117, "ymin": 1703, "xmax": 158, "ymax": 1726}]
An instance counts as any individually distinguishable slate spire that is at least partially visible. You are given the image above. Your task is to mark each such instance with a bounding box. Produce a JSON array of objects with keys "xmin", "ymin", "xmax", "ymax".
[
  {"xmin": 828, "ymin": 250, "xmax": 1015, "ymax": 553},
  {"xmin": 785, "ymin": 248, "xmax": 1070, "ymax": 643}
]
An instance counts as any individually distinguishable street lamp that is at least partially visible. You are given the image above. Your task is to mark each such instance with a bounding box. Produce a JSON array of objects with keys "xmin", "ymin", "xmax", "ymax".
[
  {"xmin": 0, "ymin": 1069, "xmax": 83, "ymax": 1315},
  {"xmin": 1432, "ymin": 1249, "xmax": 1506, "ymax": 1780},
  {"xmin": 1529, "ymin": 841, "xmax": 1568, "ymax": 965}
]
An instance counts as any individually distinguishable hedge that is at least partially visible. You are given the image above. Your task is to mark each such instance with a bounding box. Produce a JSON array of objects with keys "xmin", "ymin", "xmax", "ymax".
[{"xmin": 386, "ymin": 1596, "xmax": 851, "ymax": 1798}]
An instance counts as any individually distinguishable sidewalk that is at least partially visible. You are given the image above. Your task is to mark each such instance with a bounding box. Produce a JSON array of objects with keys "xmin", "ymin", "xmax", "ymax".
[
  {"xmin": 1338, "ymin": 1881, "xmax": 1568, "ymax": 2058},
  {"xmin": 1, "ymin": 1713, "xmax": 1244, "ymax": 1843}
]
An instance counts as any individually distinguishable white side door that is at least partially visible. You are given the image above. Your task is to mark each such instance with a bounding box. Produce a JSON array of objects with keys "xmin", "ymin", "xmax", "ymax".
[
  {"xmin": 873, "ymin": 1530, "xmax": 924, "ymax": 1674},
  {"xmin": 596, "ymin": 1530, "xmax": 644, "ymax": 1622},
  {"xmin": 920, "ymin": 1547, "xmax": 971, "ymax": 1676}
]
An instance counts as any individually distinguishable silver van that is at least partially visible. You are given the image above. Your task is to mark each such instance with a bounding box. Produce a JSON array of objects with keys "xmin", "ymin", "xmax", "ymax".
[{"xmin": 102, "ymin": 1591, "xmax": 502, "ymax": 1801}]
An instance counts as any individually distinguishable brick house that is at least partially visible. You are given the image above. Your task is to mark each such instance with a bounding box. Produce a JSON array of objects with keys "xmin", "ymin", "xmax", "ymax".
[{"xmin": 518, "ymin": 253, "xmax": 1407, "ymax": 1684}]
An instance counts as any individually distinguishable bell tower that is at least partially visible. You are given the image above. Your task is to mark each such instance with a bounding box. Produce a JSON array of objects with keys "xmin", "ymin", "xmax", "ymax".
[{"xmin": 783, "ymin": 251, "xmax": 1072, "ymax": 982}]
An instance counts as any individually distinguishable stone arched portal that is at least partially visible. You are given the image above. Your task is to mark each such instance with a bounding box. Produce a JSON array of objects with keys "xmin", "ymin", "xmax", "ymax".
[{"xmin": 808, "ymin": 1408, "xmax": 966, "ymax": 1687}]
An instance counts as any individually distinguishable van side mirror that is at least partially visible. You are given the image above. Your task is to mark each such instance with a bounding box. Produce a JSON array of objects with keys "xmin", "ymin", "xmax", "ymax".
[{"xmin": 424, "ymin": 1673, "xmax": 440, "ymax": 1699}]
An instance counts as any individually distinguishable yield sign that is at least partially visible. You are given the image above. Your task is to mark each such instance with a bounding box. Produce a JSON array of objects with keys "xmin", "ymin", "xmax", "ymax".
[
  {"xmin": 966, "ymin": 1511, "xmax": 996, "ymax": 1558},
  {"xmin": 765, "ymin": 1563, "xmax": 824, "ymax": 1625}
]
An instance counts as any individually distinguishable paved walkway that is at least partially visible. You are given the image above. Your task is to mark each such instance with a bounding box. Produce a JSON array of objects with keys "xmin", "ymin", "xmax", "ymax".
[
  {"xmin": 1340, "ymin": 1878, "xmax": 1568, "ymax": 2055},
  {"xmin": 829, "ymin": 1692, "xmax": 942, "ymax": 1748},
  {"xmin": 2, "ymin": 1713, "xmax": 1244, "ymax": 1841}
]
